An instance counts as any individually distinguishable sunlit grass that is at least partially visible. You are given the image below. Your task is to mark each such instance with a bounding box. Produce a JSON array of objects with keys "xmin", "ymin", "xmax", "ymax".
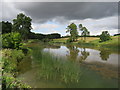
[{"xmin": 51, "ymin": 36, "xmax": 120, "ymax": 50}]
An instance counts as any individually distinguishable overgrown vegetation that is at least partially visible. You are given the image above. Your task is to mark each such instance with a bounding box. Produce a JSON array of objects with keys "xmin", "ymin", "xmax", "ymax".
[
  {"xmin": 1, "ymin": 49, "xmax": 31, "ymax": 89},
  {"xmin": 31, "ymin": 46, "xmax": 81, "ymax": 84},
  {"xmin": 2, "ymin": 32, "xmax": 22, "ymax": 49},
  {"xmin": 1, "ymin": 13, "xmax": 33, "ymax": 89}
]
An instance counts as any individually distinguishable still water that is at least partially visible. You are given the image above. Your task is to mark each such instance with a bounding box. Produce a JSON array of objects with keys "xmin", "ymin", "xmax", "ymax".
[{"xmin": 18, "ymin": 43, "xmax": 119, "ymax": 88}]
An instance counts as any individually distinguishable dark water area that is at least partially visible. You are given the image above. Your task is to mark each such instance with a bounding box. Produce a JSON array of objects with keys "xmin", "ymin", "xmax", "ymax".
[{"xmin": 17, "ymin": 43, "xmax": 119, "ymax": 88}]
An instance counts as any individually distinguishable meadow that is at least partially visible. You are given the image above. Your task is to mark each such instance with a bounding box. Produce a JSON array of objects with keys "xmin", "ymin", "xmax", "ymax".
[{"xmin": 50, "ymin": 36, "xmax": 120, "ymax": 50}]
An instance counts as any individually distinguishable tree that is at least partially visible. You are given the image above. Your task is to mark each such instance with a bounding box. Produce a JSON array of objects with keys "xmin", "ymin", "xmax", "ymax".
[
  {"xmin": 79, "ymin": 24, "xmax": 90, "ymax": 42},
  {"xmin": 12, "ymin": 13, "xmax": 32, "ymax": 40},
  {"xmin": 0, "ymin": 21, "xmax": 12, "ymax": 34},
  {"xmin": 100, "ymin": 31, "xmax": 111, "ymax": 42},
  {"xmin": 66, "ymin": 23, "xmax": 78, "ymax": 42}
]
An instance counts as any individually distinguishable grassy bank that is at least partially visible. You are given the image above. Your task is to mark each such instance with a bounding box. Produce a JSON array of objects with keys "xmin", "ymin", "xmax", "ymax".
[{"xmin": 50, "ymin": 36, "xmax": 120, "ymax": 51}]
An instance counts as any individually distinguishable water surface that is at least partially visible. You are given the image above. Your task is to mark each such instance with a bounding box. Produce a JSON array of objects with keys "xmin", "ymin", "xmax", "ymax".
[{"xmin": 17, "ymin": 43, "xmax": 119, "ymax": 88}]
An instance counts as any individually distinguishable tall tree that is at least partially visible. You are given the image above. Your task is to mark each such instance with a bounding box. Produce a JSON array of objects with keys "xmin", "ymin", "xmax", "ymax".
[
  {"xmin": 0, "ymin": 21, "xmax": 12, "ymax": 34},
  {"xmin": 79, "ymin": 24, "xmax": 90, "ymax": 42},
  {"xmin": 66, "ymin": 23, "xmax": 78, "ymax": 42},
  {"xmin": 12, "ymin": 13, "xmax": 32, "ymax": 40}
]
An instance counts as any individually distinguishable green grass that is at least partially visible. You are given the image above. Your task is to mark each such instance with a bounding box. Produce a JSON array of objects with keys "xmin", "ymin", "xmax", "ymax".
[
  {"xmin": 50, "ymin": 36, "xmax": 120, "ymax": 50},
  {"xmin": 50, "ymin": 37, "xmax": 99, "ymax": 44},
  {"xmin": 30, "ymin": 46, "xmax": 81, "ymax": 83},
  {"xmin": 90, "ymin": 36, "xmax": 119, "ymax": 49},
  {"xmin": 50, "ymin": 38, "xmax": 67, "ymax": 44}
]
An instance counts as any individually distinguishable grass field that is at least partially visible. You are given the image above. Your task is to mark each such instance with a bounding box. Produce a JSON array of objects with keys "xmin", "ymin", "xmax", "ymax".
[
  {"xmin": 50, "ymin": 36, "xmax": 120, "ymax": 50},
  {"xmin": 51, "ymin": 37, "xmax": 100, "ymax": 43}
]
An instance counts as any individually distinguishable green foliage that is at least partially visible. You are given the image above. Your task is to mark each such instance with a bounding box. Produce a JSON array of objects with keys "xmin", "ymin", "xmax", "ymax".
[
  {"xmin": 100, "ymin": 31, "xmax": 111, "ymax": 42},
  {"xmin": 1, "ymin": 49, "xmax": 31, "ymax": 88},
  {"xmin": 2, "ymin": 32, "xmax": 22, "ymax": 49},
  {"xmin": 66, "ymin": 23, "xmax": 78, "ymax": 42},
  {"xmin": 12, "ymin": 13, "xmax": 32, "ymax": 40},
  {"xmin": 2, "ymin": 75, "xmax": 31, "ymax": 89},
  {"xmin": 2, "ymin": 49, "xmax": 25, "ymax": 74},
  {"xmin": 0, "ymin": 21, "xmax": 12, "ymax": 34},
  {"xmin": 79, "ymin": 24, "xmax": 90, "ymax": 42}
]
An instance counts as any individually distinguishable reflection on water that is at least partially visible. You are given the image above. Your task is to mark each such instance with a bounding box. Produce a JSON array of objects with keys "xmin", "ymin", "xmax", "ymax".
[
  {"xmin": 99, "ymin": 49, "xmax": 111, "ymax": 61},
  {"xmin": 77, "ymin": 48, "xmax": 90, "ymax": 63},
  {"xmin": 31, "ymin": 47, "xmax": 81, "ymax": 83},
  {"xmin": 44, "ymin": 45, "xmax": 118, "ymax": 66},
  {"xmin": 65, "ymin": 45, "xmax": 90, "ymax": 63},
  {"xmin": 66, "ymin": 45, "xmax": 79, "ymax": 61},
  {"xmin": 17, "ymin": 44, "xmax": 119, "ymax": 88}
]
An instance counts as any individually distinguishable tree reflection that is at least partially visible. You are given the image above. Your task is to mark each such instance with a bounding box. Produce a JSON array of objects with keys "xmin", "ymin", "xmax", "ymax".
[
  {"xmin": 78, "ymin": 48, "xmax": 90, "ymax": 63},
  {"xmin": 99, "ymin": 49, "xmax": 111, "ymax": 61},
  {"xmin": 66, "ymin": 45, "xmax": 79, "ymax": 61},
  {"xmin": 66, "ymin": 45, "xmax": 90, "ymax": 63}
]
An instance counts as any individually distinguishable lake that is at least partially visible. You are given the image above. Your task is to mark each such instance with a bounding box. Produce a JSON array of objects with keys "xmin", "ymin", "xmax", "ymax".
[{"xmin": 17, "ymin": 43, "xmax": 119, "ymax": 88}]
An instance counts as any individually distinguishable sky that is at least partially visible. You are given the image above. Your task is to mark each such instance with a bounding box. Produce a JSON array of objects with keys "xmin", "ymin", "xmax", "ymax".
[{"xmin": 1, "ymin": 0, "xmax": 119, "ymax": 36}]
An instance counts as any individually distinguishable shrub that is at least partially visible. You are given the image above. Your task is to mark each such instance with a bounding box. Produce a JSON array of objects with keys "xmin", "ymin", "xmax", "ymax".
[
  {"xmin": 2, "ymin": 32, "xmax": 22, "ymax": 49},
  {"xmin": 1, "ymin": 49, "xmax": 31, "ymax": 89},
  {"xmin": 100, "ymin": 31, "xmax": 111, "ymax": 42},
  {"xmin": 2, "ymin": 49, "xmax": 25, "ymax": 74}
]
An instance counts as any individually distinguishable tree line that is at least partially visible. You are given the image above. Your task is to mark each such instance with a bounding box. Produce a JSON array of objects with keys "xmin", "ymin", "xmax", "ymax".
[
  {"xmin": 66, "ymin": 23, "xmax": 112, "ymax": 43},
  {"xmin": 1, "ymin": 13, "xmax": 61, "ymax": 40},
  {"xmin": 1, "ymin": 13, "xmax": 114, "ymax": 47}
]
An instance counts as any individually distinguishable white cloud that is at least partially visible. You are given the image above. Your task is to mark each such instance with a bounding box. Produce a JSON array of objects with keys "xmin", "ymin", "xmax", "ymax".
[
  {"xmin": 39, "ymin": 24, "xmax": 59, "ymax": 29},
  {"xmin": 68, "ymin": 15, "xmax": 118, "ymax": 35},
  {"xmin": 32, "ymin": 23, "xmax": 59, "ymax": 30}
]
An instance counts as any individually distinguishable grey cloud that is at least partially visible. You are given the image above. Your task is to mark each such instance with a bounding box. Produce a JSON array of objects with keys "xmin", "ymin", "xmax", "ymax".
[
  {"xmin": 14, "ymin": 2, "xmax": 118, "ymax": 23},
  {"xmin": 1, "ymin": 2, "xmax": 23, "ymax": 21}
]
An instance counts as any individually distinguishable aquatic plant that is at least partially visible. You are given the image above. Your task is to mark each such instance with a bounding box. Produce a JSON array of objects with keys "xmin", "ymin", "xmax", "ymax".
[{"xmin": 31, "ymin": 47, "xmax": 81, "ymax": 83}]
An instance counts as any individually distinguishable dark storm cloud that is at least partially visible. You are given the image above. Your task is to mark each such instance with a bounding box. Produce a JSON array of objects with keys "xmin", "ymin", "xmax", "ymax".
[{"xmin": 14, "ymin": 2, "xmax": 118, "ymax": 23}]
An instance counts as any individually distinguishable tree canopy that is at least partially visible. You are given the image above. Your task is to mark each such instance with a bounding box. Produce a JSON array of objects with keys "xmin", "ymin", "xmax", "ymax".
[
  {"xmin": 79, "ymin": 24, "xmax": 90, "ymax": 41},
  {"xmin": 12, "ymin": 13, "xmax": 32, "ymax": 40},
  {"xmin": 100, "ymin": 31, "xmax": 111, "ymax": 42},
  {"xmin": 0, "ymin": 21, "xmax": 12, "ymax": 34},
  {"xmin": 66, "ymin": 23, "xmax": 78, "ymax": 42}
]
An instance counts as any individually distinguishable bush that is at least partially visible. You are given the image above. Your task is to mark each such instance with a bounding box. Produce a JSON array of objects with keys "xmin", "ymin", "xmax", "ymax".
[
  {"xmin": 1, "ymin": 49, "xmax": 31, "ymax": 88},
  {"xmin": 100, "ymin": 31, "xmax": 111, "ymax": 42},
  {"xmin": 2, "ymin": 32, "xmax": 22, "ymax": 49},
  {"xmin": 2, "ymin": 49, "xmax": 25, "ymax": 74}
]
